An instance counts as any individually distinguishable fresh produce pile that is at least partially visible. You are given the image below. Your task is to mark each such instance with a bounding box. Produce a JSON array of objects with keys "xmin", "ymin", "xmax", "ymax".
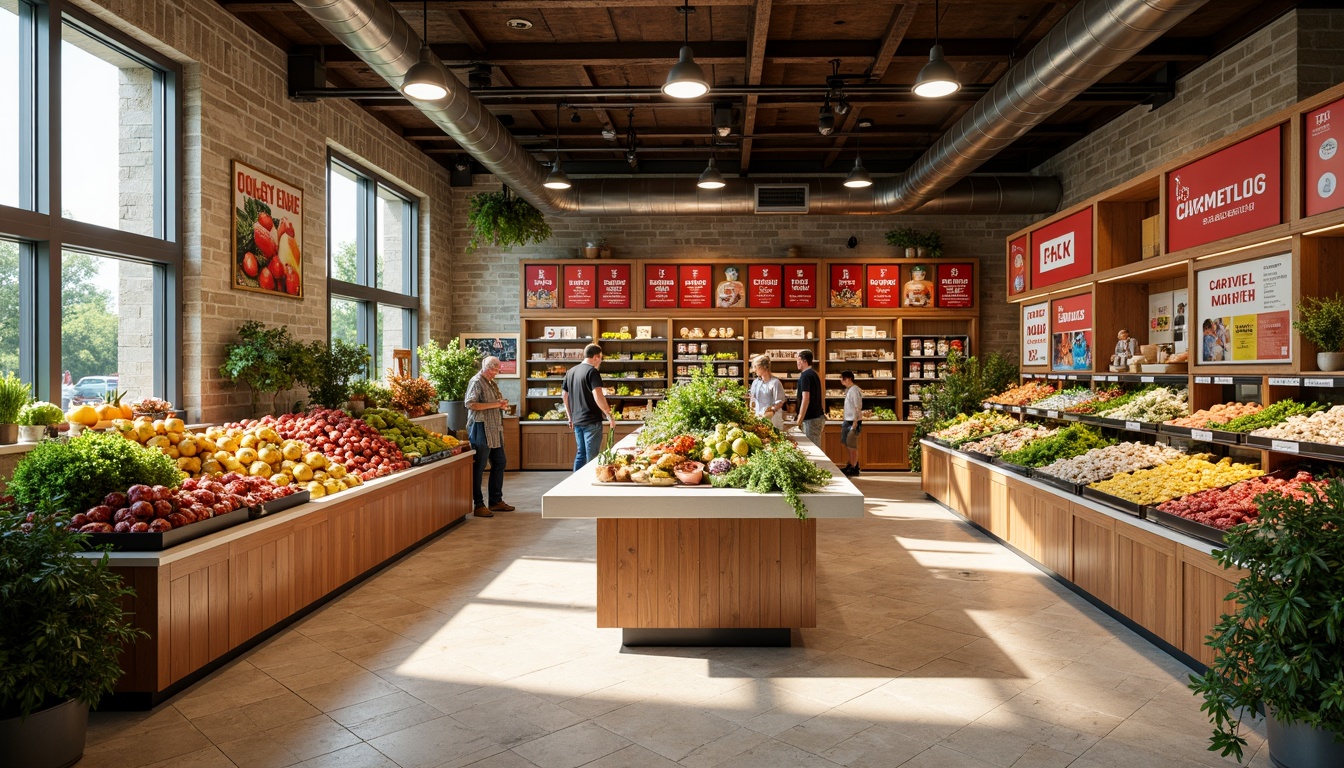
[
  {"xmin": 360, "ymin": 408, "xmax": 460, "ymax": 459},
  {"xmin": 711, "ymin": 444, "xmax": 833, "ymax": 520},
  {"xmin": 195, "ymin": 424, "xmax": 359, "ymax": 499},
  {"xmin": 113, "ymin": 416, "xmax": 210, "ymax": 475},
  {"xmin": 7, "ymin": 431, "xmax": 181, "ymax": 516},
  {"xmin": 984, "ymin": 381, "xmax": 1056, "ymax": 406},
  {"xmin": 928, "ymin": 412, "xmax": 1020, "ymax": 445},
  {"xmin": 1064, "ymin": 386, "xmax": 1126, "ymax": 414},
  {"xmin": 1027, "ymin": 387, "xmax": 1099, "ymax": 412},
  {"xmin": 1248, "ymin": 404, "xmax": 1344, "ymax": 443},
  {"xmin": 1100, "ymin": 387, "xmax": 1189, "ymax": 423},
  {"xmin": 67, "ymin": 474, "xmax": 298, "ymax": 534},
  {"xmin": 960, "ymin": 425, "xmax": 1057, "ymax": 457},
  {"xmin": 1087, "ymin": 454, "xmax": 1263, "ymax": 506},
  {"xmin": 230, "ymin": 408, "xmax": 409, "ymax": 480},
  {"xmin": 1073, "ymin": 385, "xmax": 1152, "ymax": 415},
  {"xmin": 1221, "ymin": 400, "xmax": 1326, "ymax": 434},
  {"xmin": 1035, "ymin": 442, "xmax": 1185, "ymax": 486},
  {"xmin": 1156, "ymin": 471, "xmax": 1325, "ymax": 530},
  {"xmin": 1165, "ymin": 402, "xmax": 1262, "ymax": 429},
  {"xmin": 997, "ymin": 424, "xmax": 1114, "ymax": 468},
  {"xmin": 870, "ymin": 407, "xmax": 897, "ymax": 421}
]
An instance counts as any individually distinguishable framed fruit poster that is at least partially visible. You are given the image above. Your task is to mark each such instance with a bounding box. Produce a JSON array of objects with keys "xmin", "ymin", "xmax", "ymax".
[{"xmin": 232, "ymin": 160, "xmax": 304, "ymax": 298}]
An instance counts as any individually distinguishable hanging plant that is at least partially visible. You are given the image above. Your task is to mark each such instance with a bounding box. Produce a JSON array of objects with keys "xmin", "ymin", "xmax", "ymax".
[{"xmin": 466, "ymin": 187, "xmax": 552, "ymax": 252}]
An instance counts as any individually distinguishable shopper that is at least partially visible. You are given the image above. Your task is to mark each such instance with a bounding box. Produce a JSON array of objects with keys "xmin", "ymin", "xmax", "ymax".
[
  {"xmin": 839, "ymin": 370, "xmax": 863, "ymax": 476},
  {"xmin": 563, "ymin": 343, "xmax": 616, "ymax": 470},
  {"xmin": 466, "ymin": 356, "xmax": 514, "ymax": 518},
  {"xmin": 749, "ymin": 354, "xmax": 786, "ymax": 430},
  {"xmin": 790, "ymin": 349, "xmax": 825, "ymax": 447}
]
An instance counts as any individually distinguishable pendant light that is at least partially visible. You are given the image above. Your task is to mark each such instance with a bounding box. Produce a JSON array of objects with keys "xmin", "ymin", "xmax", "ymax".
[
  {"xmin": 662, "ymin": 0, "xmax": 710, "ymax": 99},
  {"xmin": 402, "ymin": 0, "xmax": 451, "ymax": 101},
  {"xmin": 697, "ymin": 129, "xmax": 725, "ymax": 189},
  {"xmin": 913, "ymin": 0, "xmax": 960, "ymax": 98},
  {"xmin": 844, "ymin": 120, "xmax": 873, "ymax": 189},
  {"xmin": 544, "ymin": 103, "xmax": 572, "ymax": 190}
]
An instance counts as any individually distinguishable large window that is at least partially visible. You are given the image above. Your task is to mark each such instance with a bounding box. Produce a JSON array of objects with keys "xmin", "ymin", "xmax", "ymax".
[
  {"xmin": 328, "ymin": 156, "xmax": 419, "ymax": 380},
  {"xmin": 0, "ymin": 3, "xmax": 180, "ymax": 407}
]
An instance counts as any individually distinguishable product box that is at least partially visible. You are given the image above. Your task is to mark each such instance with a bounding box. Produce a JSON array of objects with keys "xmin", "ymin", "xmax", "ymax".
[
  {"xmin": 1141, "ymin": 215, "xmax": 1160, "ymax": 259},
  {"xmin": 762, "ymin": 325, "xmax": 805, "ymax": 340}
]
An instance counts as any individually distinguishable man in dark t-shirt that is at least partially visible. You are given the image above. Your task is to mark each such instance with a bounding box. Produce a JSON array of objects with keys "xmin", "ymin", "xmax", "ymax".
[
  {"xmin": 790, "ymin": 349, "xmax": 825, "ymax": 447},
  {"xmin": 562, "ymin": 343, "xmax": 616, "ymax": 471}
]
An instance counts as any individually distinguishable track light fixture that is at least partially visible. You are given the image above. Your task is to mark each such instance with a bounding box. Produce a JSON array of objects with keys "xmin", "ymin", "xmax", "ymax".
[
  {"xmin": 662, "ymin": 0, "xmax": 709, "ymax": 99},
  {"xmin": 712, "ymin": 101, "xmax": 734, "ymax": 138},
  {"xmin": 543, "ymin": 103, "xmax": 572, "ymax": 189},
  {"xmin": 601, "ymin": 122, "xmax": 618, "ymax": 141},
  {"xmin": 818, "ymin": 98, "xmax": 835, "ymax": 136},
  {"xmin": 401, "ymin": 0, "xmax": 450, "ymax": 101},
  {"xmin": 843, "ymin": 118, "xmax": 873, "ymax": 188},
  {"xmin": 570, "ymin": 109, "xmax": 582, "ymax": 123},
  {"xmin": 914, "ymin": 0, "xmax": 961, "ymax": 98},
  {"xmin": 826, "ymin": 61, "xmax": 852, "ymax": 116}
]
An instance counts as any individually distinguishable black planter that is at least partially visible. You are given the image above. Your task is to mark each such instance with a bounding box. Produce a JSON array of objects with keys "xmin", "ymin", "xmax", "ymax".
[
  {"xmin": 0, "ymin": 699, "xmax": 89, "ymax": 768},
  {"xmin": 1267, "ymin": 709, "xmax": 1344, "ymax": 768}
]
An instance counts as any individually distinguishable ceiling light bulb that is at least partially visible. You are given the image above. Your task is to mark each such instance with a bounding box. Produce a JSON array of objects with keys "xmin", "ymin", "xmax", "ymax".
[
  {"xmin": 843, "ymin": 157, "xmax": 872, "ymax": 188},
  {"xmin": 544, "ymin": 162, "xmax": 572, "ymax": 189},
  {"xmin": 402, "ymin": 44, "xmax": 450, "ymax": 101},
  {"xmin": 835, "ymin": 97, "xmax": 851, "ymax": 116},
  {"xmin": 913, "ymin": 44, "xmax": 960, "ymax": 98},
  {"xmin": 601, "ymin": 123, "xmax": 618, "ymax": 141},
  {"xmin": 715, "ymin": 125, "xmax": 732, "ymax": 138},
  {"xmin": 697, "ymin": 157, "xmax": 725, "ymax": 189},
  {"xmin": 818, "ymin": 103, "xmax": 835, "ymax": 136},
  {"xmin": 663, "ymin": 46, "xmax": 710, "ymax": 99}
]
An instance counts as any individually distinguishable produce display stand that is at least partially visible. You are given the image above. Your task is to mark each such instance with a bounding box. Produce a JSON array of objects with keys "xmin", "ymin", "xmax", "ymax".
[
  {"xmin": 84, "ymin": 508, "xmax": 251, "ymax": 552},
  {"xmin": 542, "ymin": 434, "xmax": 862, "ymax": 647},
  {"xmin": 87, "ymin": 451, "xmax": 475, "ymax": 708},
  {"xmin": 1143, "ymin": 506, "xmax": 1230, "ymax": 547}
]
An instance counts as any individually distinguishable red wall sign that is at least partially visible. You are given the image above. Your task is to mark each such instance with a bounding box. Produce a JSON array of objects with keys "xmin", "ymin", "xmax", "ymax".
[
  {"xmin": 937, "ymin": 263, "xmax": 974, "ymax": 308},
  {"xmin": 1051, "ymin": 293, "xmax": 1093, "ymax": 372},
  {"xmin": 524, "ymin": 264, "xmax": 559, "ymax": 309},
  {"xmin": 1167, "ymin": 126, "xmax": 1282, "ymax": 252},
  {"xmin": 1008, "ymin": 236, "xmax": 1028, "ymax": 296},
  {"xmin": 783, "ymin": 264, "xmax": 816, "ymax": 308},
  {"xmin": 1306, "ymin": 98, "xmax": 1344, "ymax": 217},
  {"xmin": 1030, "ymin": 208, "xmax": 1093, "ymax": 289},
  {"xmin": 748, "ymin": 264, "xmax": 782, "ymax": 308},
  {"xmin": 562, "ymin": 264, "xmax": 595, "ymax": 309},
  {"xmin": 679, "ymin": 264, "xmax": 713, "ymax": 308},
  {"xmin": 866, "ymin": 264, "xmax": 901, "ymax": 308},
  {"xmin": 829, "ymin": 263, "xmax": 863, "ymax": 308},
  {"xmin": 1052, "ymin": 293, "xmax": 1091, "ymax": 333},
  {"xmin": 644, "ymin": 264, "xmax": 679, "ymax": 308},
  {"xmin": 597, "ymin": 264, "xmax": 631, "ymax": 309}
]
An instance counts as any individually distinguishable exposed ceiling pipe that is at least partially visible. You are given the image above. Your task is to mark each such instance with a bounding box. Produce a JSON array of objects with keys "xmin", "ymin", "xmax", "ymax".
[{"xmin": 292, "ymin": 0, "xmax": 1203, "ymax": 216}]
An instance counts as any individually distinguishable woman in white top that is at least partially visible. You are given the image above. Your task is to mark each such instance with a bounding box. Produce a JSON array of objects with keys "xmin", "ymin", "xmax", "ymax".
[{"xmin": 749, "ymin": 354, "xmax": 787, "ymax": 430}]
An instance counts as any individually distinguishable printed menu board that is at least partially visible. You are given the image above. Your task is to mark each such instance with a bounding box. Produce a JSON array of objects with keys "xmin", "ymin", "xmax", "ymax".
[
  {"xmin": 1051, "ymin": 293, "xmax": 1092, "ymax": 372},
  {"xmin": 562, "ymin": 264, "xmax": 595, "ymax": 309},
  {"xmin": 748, "ymin": 264, "xmax": 782, "ymax": 308},
  {"xmin": 1008, "ymin": 236, "xmax": 1028, "ymax": 296},
  {"xmin": 598, "ymin": 264, "xmax": 631, "ymax": 309},
  {"xmin": 644, "ymin": 264, "xmax": 678, "ymax": 309},
  {"xmin": 783, "ymin": 264, "xmax": 817, "ymax": 308},
  {"xmin": 1306, "ymin": 97, "xmax": 1344, "ymax": 217},
  {"xmin": 829, "ymin": 263, "xmax": 863, "ymax": 308},
  {"xmin": 679, "ymin": 264, "xmax": 713, "ymax": 309},
  {"xmin": 1195, "ymin": 253, "xmax": 1292, "ymax": 364},
  {"xmin": 524, "ymin": 264, "xmax": 558, "ymax": 309},
  {"xmin": 1030, "ymin": 208, "xmax": 1093, "ymax": 289},
  {"xmin": 866, "ymin": 264, "xmax": 901, "ymax": 308},
  {"xmin": 936, "ymin": 263, "xmax": 973, "ymax": 308},
  {"xmin": 1022, "ymin": 301, "xmax": 1049, "ymax": 367},
  {"xmin": 1168, "ymin": 126, "xmax": 1282, "ymax": 252}
]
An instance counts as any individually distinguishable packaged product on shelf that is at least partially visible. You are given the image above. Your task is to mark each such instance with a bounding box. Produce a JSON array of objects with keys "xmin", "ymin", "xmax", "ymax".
[
  {"xmin": 937, "ymin": 339, "xmax": 950, "ymax": 356},
  {"xmin": 923, "ymin": 362, "xmax": 936, "ymax": 379},
  {"xmin": 909, "ymin": 338, "xmax": 922, "ymax": 355},
  {"xmin": 909, "ymin": 363, "xmax": 922, "ymax": 379},
  {"xmin": 923, "ymin": 340, "xmax": 937, "ymax": 356}
]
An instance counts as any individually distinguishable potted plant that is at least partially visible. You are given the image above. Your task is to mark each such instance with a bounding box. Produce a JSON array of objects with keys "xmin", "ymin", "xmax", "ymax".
[
  {"xmin": 0, "ymin": 500, "xmax": 147, "ymax": 768},
  {"xmin": 919, "ymin": 229, "xmax": 944, "ymax": 258},
  {"xmin": 1292, "ymin": 293, "xmax": 1344, "ymax": 372},
  {"xmin": 1189, "ymin": 479, "xmax": 1344, "ymax": 767},
  {"xmin": 301, "ymin": 338, "xmax": 371, "ymax": 409},
  {"xmin": 418, "ymin": 339, "xmax": 481, "ymax": 432},
  {"xmin": 885, "ymin": 226, "xmax": 922, "ymax": 258},
  {"xmin": 0, "ymin": 372, "xmax": 32, "ymax": 445},
  {"xmin": 17, "ymin": 402, "xmax": 63, "ymax": 442},
  {"xmin": 219, "ymin": 321, "xmax": 307, "ymax": 415},
  {"xmin": 465, "ymin": 188, "xmax": 552, "ymax": 252},
  {"xmin": 387, "ymin": 372, "xmax": 438, "ymax": 418}
]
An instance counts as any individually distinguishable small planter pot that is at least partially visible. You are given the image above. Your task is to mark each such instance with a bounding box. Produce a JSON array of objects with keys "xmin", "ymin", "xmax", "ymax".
[
  {"xmin": 582, "ymin": 246, "xmax": 601, "ymax": 259},
  {"xmin": 901, "ymin": 246, "xmax": 916, "ymax": 258},
  {"xmin": 1316, "ymin": 351, "xmax": 1344, "ymax": 372},
  {"xmin": 0, "ymin": 423, "xmax": 17, "ymax": 445},
  {"xmin": 441, "ymin": 400, "xmax": 467, "ymax": 433},
  {"xmin": 347, "ymin": 399, "xmax": 366, "ymax": 414},
  {"xmin": 18, "ymin": 425, "xmax": 46, "ymax": 442},
  {"xmin": 916, "ymin": 246, "xmax": 929, "ymax": 258},
  {"xmin": 1267, "ymin": 709, "xmax": 1344, "ymax": 768},
  {"xmin": 0, "ymin": 699, "xmax": 89, "ymax": 768}
]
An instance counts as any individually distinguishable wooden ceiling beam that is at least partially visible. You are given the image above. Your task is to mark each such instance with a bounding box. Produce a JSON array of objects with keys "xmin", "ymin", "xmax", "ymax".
[
  {"xmin": 821, "ymin": 1, "xmax": 918, "ymax": 168},
  {"xmin": 739, "ymin": 0, "xmax": 774, "ymax": 172},
  {"xmin": 401, "ymin": 125, "xmax": 1088, "ymax": 141},
  {"xmin": 221, "ymin": 0, "xmax": 1086, "ymax": 11}
]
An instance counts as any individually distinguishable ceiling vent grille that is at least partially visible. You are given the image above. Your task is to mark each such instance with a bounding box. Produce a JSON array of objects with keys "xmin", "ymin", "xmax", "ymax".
[{"xmin": 754, "ymin": 184, "xmax": 809, "ymax": 213}]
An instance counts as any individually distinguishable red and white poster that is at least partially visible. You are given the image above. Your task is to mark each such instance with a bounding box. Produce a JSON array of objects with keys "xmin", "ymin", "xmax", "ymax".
[
  {"xmin": 679, "ymin": 264, "xmax": 713, "ymax": 309},
  {"xmin": 866, "ymin": 264, "xmax": 901, "ymax": 308},
  {"xmin": 829, "ymin": 263, "xmax": 863, "ymax": 308},
  {"xmin": 1008, "ymin": 236, "xmax": 1027, "ymax": 295},
  {"xmin": 937, "ymin": 263, "xmax": 974, "ymax": 308},
  {"xmin": 1305, "ymin": 97, "xmax": 1344, "ymax": 217},
  {"xmin": 562, "ymin": 264, "xmax": 595, "ymax": 309},
  {"xmin": 748, "ymin": 264, "xmax": 782, "ymax": 308},
  {"xmin": 1195, "ymin": 254, "xmax": 1292, "ymax": 364},
  {"xmin": 644, "ymin": 264, "xmax": 678, "ymax": 308},
  {"xmin": 1030, "ymin": 208, "xmax": 1093, "ymax": 289},
  {"xmin": 783, "ymin": 264, "xmax": 816, "ymax": 308},
  {"xmin": 1168, "ymin": 126, "xmax": 1282, "ymax": 252},
  {"xmin": 1022, "ymin": 302, "xmax": 1049, "ymax": 367},
  {"xmin": 1051, "ymin": 293, "xmax": 1093, "ymax": 372},
  {"xmin": 524, "ymin": 264, "xmax": 558, "ymax": 309},
  {"xmin": 598, "ymin": 264, "xmax": 631, "ymax": 309}
]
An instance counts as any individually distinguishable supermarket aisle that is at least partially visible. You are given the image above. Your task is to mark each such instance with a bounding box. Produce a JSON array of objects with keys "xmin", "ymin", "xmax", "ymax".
[{"xmin": 79, "ymin": 472, "xmax": 1267, "ymax": 768}]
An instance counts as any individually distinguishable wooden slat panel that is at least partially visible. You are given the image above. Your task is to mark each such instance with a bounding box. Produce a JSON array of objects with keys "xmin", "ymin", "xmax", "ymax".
[
  {"xmin": 699, "ymin": 517, "xmax": 720, "ymax": 625},
  {"xmin": 1116, "ymin": 527, "xmax": 1180, "ymax": 646},
  {"xmin": 799, "ymin": 520, "xmax": 816, "ymax": 627},
  {"xmin": 617, "ymin": 519, "xmax": 639, "ymax": 627},
  {"xmin": 760, "ymin": 518, "xmax": 781, "ymax": 627},
  {"xmin": 188, "ymin": 569, "xmax": 211, "ymax": 675},
  {"xmin": 718, "ymin": 519, "xmax": 740, "ymax": 627},
  {"xmin": 739, "ymin": 517, "xmax": 760, "ymax": 626},
  {"xmin": 637, "ymin": 519, "xmax": 658, "ymax": 628},
  {"xmin": 169, "ymin": 573, "xmax": 191, "ymax": 683},
  {"xmin": 1071, "ymin": 508, "xmax": 1116, "ymax": 605},
  {"xmin": 779, "ymin": 519, "xmax": 802, "ymax": 627},
  {"xmin": 208, "ymin": 561, "xmax": 229, "ymax": 661},
  {"xmin": 658, "ymin": 519, "xmax": 680, "ymax": 627},
  {"xmin": 1181, "ymin": 561, "xmax": 1239, "ymax": 666},
  {"xmin": 596, "ymin": 519, "xmax": 619, "ymax": 627},
  {"xmin": 677, "ymin": 519, "xmax": 700, "ymax": 627}
]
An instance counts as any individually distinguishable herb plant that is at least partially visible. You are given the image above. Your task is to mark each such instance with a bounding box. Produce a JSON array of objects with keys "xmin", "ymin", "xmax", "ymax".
[
  {"xmin": 1293, "ymin": 293, "xmax": 1344, "ymax": 353},
  {"xmin": 0, "ymin": 371, "xmax": 31, "ymax": 424},
  {"xmin": 710, "ymin": 442, "xmax": 834, "ymax": 520},
  {"xmin": 884, "ymin": 226, "xmax": 921, "ymax": 250},
  {"xmin": 219, "ymin": 320, "xmax": 309, "ymax": 414},
  {"xmin": 349, "ymin": 378, "xmax": 392, "ymax": 408},
  {"xmin": 1220, "ymin": 399, "xmax": 1325, "ymax": 433},
  {"xmin": 465, "ymin": 188, "xmax": 552, "ymax": 252},
  {"xmin": 1189, "ymin": 479, "xmax": 1344, "ymax": 761},
  {"xmin": 640, "ymin": 367, "xmax": 761, "ymax": 446},
  {"xmin": 302, "ymin": 338, "xmax": 371, "ymax": 409},
  {"xmin": 418, "ymin": 339, "xmax": 481, "ymax": 402},
  {"xmin": 998, "ymin": 424, "xmax": 1113, "ymax": 468},
  {"xmin": 7, "ymin": 431, "xmax": 181, "ymax": 515},
  {"xmin": 18, "ymin": 401, "xmax": 64, "ymax": 427}
]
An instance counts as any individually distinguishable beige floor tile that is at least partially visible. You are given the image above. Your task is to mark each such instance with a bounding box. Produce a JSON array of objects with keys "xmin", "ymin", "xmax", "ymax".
[
  {"xmin": 510, "ymin": 722, "xmax": 632, "ymax": 768},
  {"xmin": 596, "ymin": 700, "xmax": 740, "ymax": 761},
  {"xmin": 296, "ymin": 742, "xmax": 399, "ymax": 768},
  {"xmin": 326, "ymin": 691, "xmax": 424, "ymax": 728},
  {"xmin": 772, "ymin": 709, "xmax": 874, "ymax": 755},
  {"xmin": 364, "ymin": 715, "xmax": 502, "ymax": 768},
  {"xmin": 142, "ymin": 745, "xmax": 240, "ymax": 768},
  {"xmin": 1007, "ymin": 744, "xmax": 1076, "ymax": 768},
  {"xmin": 80, "ymin": 716, "xmax": 214, "ymax": 768},
  {"xmin": 938, "ymin": 721, "xmax": 1037, "ymax": 767},
  {"xmin": 582, "ymin": 744, "xmax": 686, "ymax": 767},
  {"xmin": 818, "ymin": 723, "xmax": 930, "ymax": 767},
  {"xmin": 678, "ymin": 727, "xmax": 772, "ymax": 768},
  {"xmin": 263, "ymin": 714, "xmax": 363, "ymax": 762},
  {"xmin": 348, "ymin": 702, "xmax": 450, "ymax": 741},
  {"xmin": 897, "ymin": 744, "xmax": 999, "ymax": 768},
  {"xmin": 713, "ymin": 738, "xmax": 845, "ymax": 768},
  {"xmin": 464, "ymin": 752, "xmax": 541, "ymax": 768}
]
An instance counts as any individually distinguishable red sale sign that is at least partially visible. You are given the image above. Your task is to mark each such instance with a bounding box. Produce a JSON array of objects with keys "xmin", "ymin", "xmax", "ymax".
[
  {"xmin": 1008, "ymin": 236, "xmax": 1027, "ymax": 295},
  {"xmin": 679, "ymin": 264, "xmax": 713, "ymax": 308},
  {"xmin": 644, "ymin": 264, "xmax": 678, "ymax": 308},
  {"xmin": 829, "ymin": 263, "xmax": 863, "ymax": 308},
  {"xmin": 1052, "ymin": 293, "xmax": 1091, "ymax": 333},
  {"xmin": 748, "ymin": 264, "xmax": 782, "ymax": 308},
  {"xmin": 783, "ymin": 264, "xmax": 816, "ymax": 308},
  {"xmin": 562, "ymin": 264, "xmax": 595, "ymax": 309},
  {"xmin": 524, "ymin": 264, "xmax": 558, "ymax": 309},
  {"xmin": 1305, "ymin": 97, "xmax": 1344, "ymax": 217},
  {"xmin": 866, "ymin": 264, "xmax": 901, "ymax": 308},
  {"xmin": 1030, "ymin": 208, "xmax": 1093, "ymax": 289},
  {"xmin": 1168, "ymin": 126, "xmax": 1282, "ymax": 252},
  {"xmin": 937, "ymin": 263, "xmax": 974, "ymax": 308},
  {"xmin": 598, "ymin": 264, "xmax": 631, "ymax": 309}
]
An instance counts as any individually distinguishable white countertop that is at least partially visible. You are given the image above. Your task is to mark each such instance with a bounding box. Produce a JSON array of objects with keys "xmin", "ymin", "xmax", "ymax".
[{"xmin": 542, "ymin": 431, "xmax": 864, "ymax": 519}]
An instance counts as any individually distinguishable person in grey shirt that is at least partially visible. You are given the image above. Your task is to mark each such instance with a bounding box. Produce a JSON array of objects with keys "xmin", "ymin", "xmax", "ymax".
[
  {"xmin": 466, "ymin": 356, "xmax": 514, "ymax": 517},
  {"xmin": 839, "ymin": 370, "xmax": 863, "ymax": 476},
  {"xmin": 749, "ymin": 354, "xmax": 786, "ymax": 430}
]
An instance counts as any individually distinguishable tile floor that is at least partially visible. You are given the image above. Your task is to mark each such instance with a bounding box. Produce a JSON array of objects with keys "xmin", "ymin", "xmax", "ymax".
[{"xmin": 81, "ymin": 472, "xmax": 1270, "ymax": 768}]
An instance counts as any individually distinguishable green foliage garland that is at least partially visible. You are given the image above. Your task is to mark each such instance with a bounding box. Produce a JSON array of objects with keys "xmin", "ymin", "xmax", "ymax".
[
  {"xmin": 8, "ymin": 431, "xmax": 181, "ymax": 516},
  {"xmin": 1293, "ymin": 293, "xmax": 1344, "ymax": 353},
  {"xmin": 466, "ymin": 189, "xmax": 552, "ymax": 252}
]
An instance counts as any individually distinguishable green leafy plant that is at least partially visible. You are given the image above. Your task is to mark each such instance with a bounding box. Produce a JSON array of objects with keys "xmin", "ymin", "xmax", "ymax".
[
  {"xmin": 7, "ymin": 431, "xmax": 181, "ymax": 515},
  {"xmin": 349, "ymin": 378, "xmax": 392, "ymax": 408},
  {"xmin": 219, "ymin": 320, "xmax": 310, "ymax": 414},
  {"xmin": 1189, "ymin": 479, "xmax": 1344, "ymax": 761},
  {"xmin": 909, "ymin": 351, "xmax": 1018, "ymax": 471},
  {"xmin": 1219, "ymin": 399, "xmax": 1325, "ymax": 433},
  {"xmin": 998, "ymin": 424, "xmax": 1113, "ymax": 468},
  {"xmin": 18, "ymin": 401, "xmax": 64, "ymax": 427},
  {"xmin": 418, "ymin": 339, "xmax": 481, "ymax": 403},
  {"xmin": 465, "ymin": 188, "xmax": 552, "ymax": 252},
  {"xmin": 640, "ymin": 367, "xmax": 764, "ymax": 445},
  {"xmin": 1293, "ymin": 293, "xmax": 1344, "ymax": 353},
  {"xmin": 302, "ymin": 338, "xmax": 371, "ymax": 409},
  {"xmin": 919, "ymin": 230, "xmax": 943, "ymax": 258},
  {"xmin": 884, "ymin": 226, "xmax": 922, "ymax": 250},
  {"xmin": 0, "ymin": 499, "xmax": 147, "ymax": 719},
  {"xmin": 0, "ymin": 371, "xmax": 31, "ymax": 424},
  {"xmin": 710, "ymin": 442, "xmax": 834, "ymax": 520}
]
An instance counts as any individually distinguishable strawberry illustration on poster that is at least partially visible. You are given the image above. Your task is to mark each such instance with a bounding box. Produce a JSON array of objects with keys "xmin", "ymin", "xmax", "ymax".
[{"xmin": 233, "ymin": 160, "xmax": 304, "ymax": 298}]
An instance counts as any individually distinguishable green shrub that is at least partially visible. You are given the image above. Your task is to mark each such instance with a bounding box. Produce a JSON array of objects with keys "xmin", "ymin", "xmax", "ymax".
[{"xmin": 8, "ymin": 431, "xmax": 181, "ymax": 515}]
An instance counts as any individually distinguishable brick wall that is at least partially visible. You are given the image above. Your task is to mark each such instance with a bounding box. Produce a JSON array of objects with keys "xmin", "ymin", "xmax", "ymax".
[{"xmin": 77, "ymin": 0, "xmax": 457, "ymax": 423}]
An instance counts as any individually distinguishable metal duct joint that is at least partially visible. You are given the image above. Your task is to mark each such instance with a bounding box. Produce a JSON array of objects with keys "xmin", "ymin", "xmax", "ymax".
[{"xmin": 293, "ymin": 0, "xmax": 1203, "ymax": 216}]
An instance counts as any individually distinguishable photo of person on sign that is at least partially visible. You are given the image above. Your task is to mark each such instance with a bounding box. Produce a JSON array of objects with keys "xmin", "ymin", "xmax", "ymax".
[{"xmin": 716, "ymin": 266, "xmax": 745, "ymax": 308}]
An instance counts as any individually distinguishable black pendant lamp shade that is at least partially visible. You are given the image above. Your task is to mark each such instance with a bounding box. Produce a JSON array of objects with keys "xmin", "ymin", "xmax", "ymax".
[
  {"xmin": 402, "ymin": 0, "xmax": 451, "ymax": 101},
  {"xmin": 913, "ymin": 0, "xmax": 960, "ymax": 98},
  {"xmin": 663, "ymin": 0, "xmax": 710, "ymax": 99},
  {"xmin": 844, "ymin": 121, "xmax": 873, "ymax": 188},
  {"xmin": 544, "ymin": 103, "xmax": 573, "ymax": 190}
]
